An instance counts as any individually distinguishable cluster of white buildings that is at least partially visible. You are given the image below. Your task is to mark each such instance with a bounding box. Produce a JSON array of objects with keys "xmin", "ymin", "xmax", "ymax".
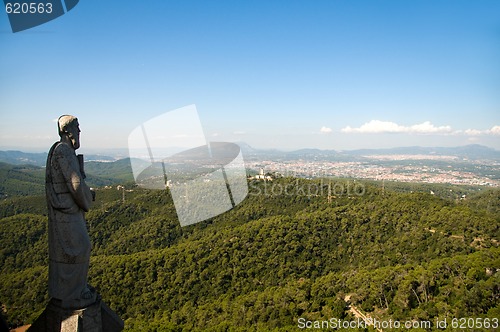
[{"xmin": 248, "ymin": 168, "xmax": 273, "ymax": 181}]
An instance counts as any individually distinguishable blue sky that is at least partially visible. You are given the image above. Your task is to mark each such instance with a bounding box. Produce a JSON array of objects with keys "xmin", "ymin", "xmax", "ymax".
[{"xmin": 1, "ymin": 0, "xmax": 499, "ymax": 153}]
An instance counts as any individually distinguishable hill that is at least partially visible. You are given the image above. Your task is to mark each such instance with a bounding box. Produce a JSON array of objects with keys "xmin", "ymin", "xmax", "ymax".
[
  {"xmin": 0, "ymin": 159, "xmax": 135, "ymax": 198},
  {"xmin": 85, "ymin": 158, "xmax": 135, "ymax": 184},
  {"xmin": 0, "ymin": 150, "xmax": 48, "ymax": 167},
  {"xmin": 0, "ymin": 179, "xmax": 499, "ymax": 330},
  {"xmin": 0, "ymin": 162, "xmax": 45, "ymax": 198}
]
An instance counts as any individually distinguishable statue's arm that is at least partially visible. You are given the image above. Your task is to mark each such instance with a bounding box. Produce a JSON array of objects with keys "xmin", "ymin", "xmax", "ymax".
[{"xmin": 54, "ymin": 145, "xmax": 93, "ymax": 212}]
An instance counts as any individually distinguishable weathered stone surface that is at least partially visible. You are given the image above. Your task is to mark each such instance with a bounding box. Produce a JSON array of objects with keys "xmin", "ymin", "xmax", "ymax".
[
  {"xmin": 27, "ymin": 297, "xmax": 123, "ymax": 332},
  {"xmin": 100, "ymin": 302, "xmax": 124, "ymax": 332}
]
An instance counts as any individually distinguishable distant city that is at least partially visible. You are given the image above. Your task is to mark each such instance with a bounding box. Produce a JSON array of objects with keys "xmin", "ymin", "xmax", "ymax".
[
  {"xmin": 242, "ymin": 144, "xmax": 500, "ymax": 187},
  {"xmin": 246, "ymin": 157, "xmax": 499, "ymax": 187}
]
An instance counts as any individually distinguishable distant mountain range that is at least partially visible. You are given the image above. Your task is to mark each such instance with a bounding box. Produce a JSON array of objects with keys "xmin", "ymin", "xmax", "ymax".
[
  {"xmin": 0, "ymin": 144, "xmax": 499, "ymax": 167},
  {"xmin": 344, "ymin": 144, "xmax": 500, "ymax": 159},
  {"xmin": 0, "ymin": 150, "xmax": 116, "ymax": 167},
  {"xmin": 238, "ymin": 143, "xmax": 500, "ymax": 161}
]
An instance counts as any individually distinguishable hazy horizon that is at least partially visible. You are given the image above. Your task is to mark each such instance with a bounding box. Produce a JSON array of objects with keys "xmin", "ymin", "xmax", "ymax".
[{"xmin": 1, "ymin": 141, "xmax": 499, "ymax": 157}]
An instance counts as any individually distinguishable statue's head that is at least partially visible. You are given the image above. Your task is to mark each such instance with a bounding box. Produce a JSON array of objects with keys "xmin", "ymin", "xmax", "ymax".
[{"xmin": 58, "ymin": 115, "xmax": 80, "ymax": 150}]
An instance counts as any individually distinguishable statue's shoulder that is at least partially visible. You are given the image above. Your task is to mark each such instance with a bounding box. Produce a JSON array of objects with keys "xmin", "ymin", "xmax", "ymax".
[
  {"xmin": 52, "ymin": 142, "xmax": 74, "ymax": 157},
  {"xmin": 50, "ymin": 143, "xmax": 76, "ymax": 167}
]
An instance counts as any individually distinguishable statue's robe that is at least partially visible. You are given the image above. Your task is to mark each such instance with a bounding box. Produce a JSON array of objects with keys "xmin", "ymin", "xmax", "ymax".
[{"xmin": 45, "ymin": 141, "xmax": 93, "ymax": 307}]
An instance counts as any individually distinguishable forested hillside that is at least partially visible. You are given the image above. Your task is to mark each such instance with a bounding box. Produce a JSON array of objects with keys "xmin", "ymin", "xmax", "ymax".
[
  {"xmin": 0, "ymin": 159, "xmax": 134, "ymax": 198},
  {"xmin": 1, "ymin": 178, "xmax": 499, "ymax": 331}
]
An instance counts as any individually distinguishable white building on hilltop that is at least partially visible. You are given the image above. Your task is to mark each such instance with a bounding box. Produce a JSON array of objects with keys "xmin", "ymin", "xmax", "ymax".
[{"xmin": 252, "ymin": 168, "xmax": 273, "ymax": 181}]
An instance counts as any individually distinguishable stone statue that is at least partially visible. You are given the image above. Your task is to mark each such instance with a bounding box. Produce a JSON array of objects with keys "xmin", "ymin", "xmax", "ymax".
[
  {"xmin": 28, "ymin": 115, "xmax": 123, "ymax": 331},
  {"xmin": 45, "ymin": 115, "xmax": 96, "ymax": 309}
]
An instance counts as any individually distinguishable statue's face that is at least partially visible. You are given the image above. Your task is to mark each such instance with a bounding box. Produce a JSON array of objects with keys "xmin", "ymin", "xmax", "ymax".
[{"xmin": 67, "ymin": 122, "xmax": 81, "ymax": 150}]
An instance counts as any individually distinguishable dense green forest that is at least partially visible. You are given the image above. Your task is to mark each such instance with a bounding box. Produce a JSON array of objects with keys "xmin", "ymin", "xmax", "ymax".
[{"xmin": 0, "ymin": 173, "xmax": 499, "ymax": 331}]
